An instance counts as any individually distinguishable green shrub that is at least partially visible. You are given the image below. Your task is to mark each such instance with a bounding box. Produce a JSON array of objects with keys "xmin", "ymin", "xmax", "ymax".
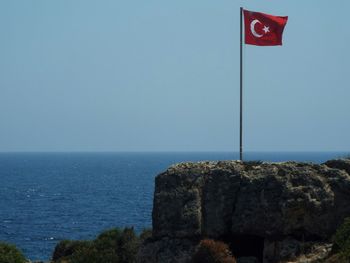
[
  {"xmin": 93, "ymin": 227, "xmax": 139, "ymax": 263},
  {"xmin": 69, "ymin": 246, "xmax": 118, "ymax": 263},
  {"xmin": 52, "ymin": 240, "xmax": 91, "ymax": 261},
  {"xmin": 332, "ymin": 217, "xmax": 350, "ymax": 260},
  {"xmin": 139, "ymin": 228, "xmax": 152, "ymax": 242},
  {"xmin": 0, "ymin": 242, "xmax": 26, "ymax": 263},
  {"xmin": 52, "ymin": 227, "xmax": 141, "ymax": 263},
  {"xmin": 94, "ymin": 228, "xmax": 121, "ymax": 252},
  {"xmin": 191, "ymin": 239, "xmax": 236, "ymax": 263},
  {"xmin": 118, "ymin": 228, "xmax": 139, "ymax": 263}
]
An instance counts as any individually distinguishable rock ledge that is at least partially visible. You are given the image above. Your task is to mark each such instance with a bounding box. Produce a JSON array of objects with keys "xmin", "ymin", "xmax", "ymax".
[{"xmin": 138, "ymin": 159, "xmax": 350, "ymax": 263}]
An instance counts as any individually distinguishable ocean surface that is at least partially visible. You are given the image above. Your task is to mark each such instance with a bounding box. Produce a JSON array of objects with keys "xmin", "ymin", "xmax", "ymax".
[{"xmin": 0, "ymin": 151, "xmax": 348, "ymax": 260}]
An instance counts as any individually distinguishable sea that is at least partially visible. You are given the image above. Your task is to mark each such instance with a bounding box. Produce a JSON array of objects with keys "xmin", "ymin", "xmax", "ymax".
[{"xmin": 0, "ymin": 151, "xmax": 348, "ymax": 261}]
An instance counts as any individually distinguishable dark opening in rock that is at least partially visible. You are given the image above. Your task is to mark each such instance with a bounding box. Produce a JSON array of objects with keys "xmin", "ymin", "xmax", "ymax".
[
  {"xmin": 290, "ymin": 228, "xmax": 322, "ymax": 242},
  {"xmin": 226, "ymin": 234, "xmax": 264, "ymax": 263}
]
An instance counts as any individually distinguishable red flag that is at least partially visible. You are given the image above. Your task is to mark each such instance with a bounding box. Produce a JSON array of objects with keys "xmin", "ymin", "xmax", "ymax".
[{"xmin": 243, "ymin": 9, "xmax": 288, "ymax": 46}]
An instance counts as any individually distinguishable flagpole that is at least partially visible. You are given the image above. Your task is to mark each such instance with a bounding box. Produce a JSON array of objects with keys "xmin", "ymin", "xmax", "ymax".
[{"xmin": 239, "ymin": 7, "xmax": 243, "ymax": 161}]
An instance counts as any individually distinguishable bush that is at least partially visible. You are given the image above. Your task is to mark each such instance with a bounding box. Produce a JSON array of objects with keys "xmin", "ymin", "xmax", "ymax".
[
  {"xmin": 69, "ymin": 245, "xmax": 116, "ymax": 263},
  {"xmin": 93, "ymin": 227, "xmax": 139, "ymax": 263},
  {"xmin": 0, "ymin": 242, "xmax": 26, "ymax": 263},
  {"xmin": 332, "ymin": 217, "xmax": 350, "ymax": 260},
  {"xmin": 139, "ymin": 228, "xmax": 152, "ymax": 242},
  {"xmin": 52, "ymin": 227, "xmax": 141, "ymax": 263},
  {"xmin": 191, "ymin": 239, "xmax": 236, "ymax": 263},
  {"xmin": 52, "ymin": 240, "xmax": 91, "ymax": 261}
]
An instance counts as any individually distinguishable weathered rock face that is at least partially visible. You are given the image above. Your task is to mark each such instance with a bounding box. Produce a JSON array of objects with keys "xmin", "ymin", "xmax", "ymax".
[{"xmin": 137, "ymin": 159, "xmax": 350, "ymax": 263}]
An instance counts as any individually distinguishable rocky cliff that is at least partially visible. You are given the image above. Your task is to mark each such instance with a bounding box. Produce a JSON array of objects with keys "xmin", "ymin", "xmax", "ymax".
[{"xmin": 138, "ymin": 159, "xmax": 350, "ymax": 263}]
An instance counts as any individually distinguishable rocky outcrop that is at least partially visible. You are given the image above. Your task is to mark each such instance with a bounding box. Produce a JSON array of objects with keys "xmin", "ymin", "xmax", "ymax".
[{"xmin": 137, "ymin": 159, "xmax": 350, "ymax": 263}]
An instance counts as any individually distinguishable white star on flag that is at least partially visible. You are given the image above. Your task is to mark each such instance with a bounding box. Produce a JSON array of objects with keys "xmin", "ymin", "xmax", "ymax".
[{"xmin": 262, "ymin": 25, "xmax": 270, "ymax": 34}]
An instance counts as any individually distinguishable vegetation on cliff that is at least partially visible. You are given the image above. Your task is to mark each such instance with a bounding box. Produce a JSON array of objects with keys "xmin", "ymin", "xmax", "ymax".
[
  {"xmin": 52, "ymin": 227, "xmax": 151, "ymax": 263},
  {"xmin": 0, "ymin": 242, "xmax": 26, "ymax": 263},
  {"xmin": 324, "ymin": 217, "xmax": 350, "ymax": 262},
  {"xmin": 0, "ymin": 215, "xmax": 349, "ymax": 263},
  {"xmin": 191, "ymin": 239, "xmax": 236, "ymax": 263}
]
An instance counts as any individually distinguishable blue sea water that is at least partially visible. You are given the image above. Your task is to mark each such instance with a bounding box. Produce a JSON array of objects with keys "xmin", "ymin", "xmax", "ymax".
[{"xmin": 0, "ymin": 151, "xmax": 348, "ymax": 261}]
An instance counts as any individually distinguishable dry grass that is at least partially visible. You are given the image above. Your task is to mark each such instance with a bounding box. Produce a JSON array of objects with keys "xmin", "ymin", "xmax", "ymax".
[{"xmin": 191, "ymin": 239, "xmax": 236, "ymax": 263}]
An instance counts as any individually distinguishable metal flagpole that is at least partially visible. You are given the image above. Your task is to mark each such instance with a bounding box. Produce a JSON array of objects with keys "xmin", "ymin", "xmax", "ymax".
[{"xmin": 240, "ymin": 7, "xmax": 243, "ymax": 161}]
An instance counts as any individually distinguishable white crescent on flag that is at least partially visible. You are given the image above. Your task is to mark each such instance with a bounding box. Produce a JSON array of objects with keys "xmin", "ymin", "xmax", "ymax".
[{"xmin": 250, "ymin": 19, "xmax": 263, "ymax": 38}]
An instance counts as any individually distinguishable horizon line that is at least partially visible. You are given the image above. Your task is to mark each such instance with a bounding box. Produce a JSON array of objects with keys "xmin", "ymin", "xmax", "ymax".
[{"xmin": 0, "ymin": 150, "xmax": 349, "ymax": 154}]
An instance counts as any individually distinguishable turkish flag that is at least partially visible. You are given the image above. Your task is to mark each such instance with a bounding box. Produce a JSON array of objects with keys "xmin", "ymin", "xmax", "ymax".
[{"xmin": 243, "ymin": 9, "xmax": 288, "ymax": 46}]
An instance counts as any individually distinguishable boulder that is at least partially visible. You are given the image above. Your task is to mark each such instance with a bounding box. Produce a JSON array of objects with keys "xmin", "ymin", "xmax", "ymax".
[{"xmin": 138, "ymin": 159, "xmax": 350, "ymax": 263}]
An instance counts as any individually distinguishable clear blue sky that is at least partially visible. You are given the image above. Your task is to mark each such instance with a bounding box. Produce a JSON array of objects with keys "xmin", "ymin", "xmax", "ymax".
[{"xmin": 0, "ymin": 1, "xmax": 349, "ymax": 152}]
